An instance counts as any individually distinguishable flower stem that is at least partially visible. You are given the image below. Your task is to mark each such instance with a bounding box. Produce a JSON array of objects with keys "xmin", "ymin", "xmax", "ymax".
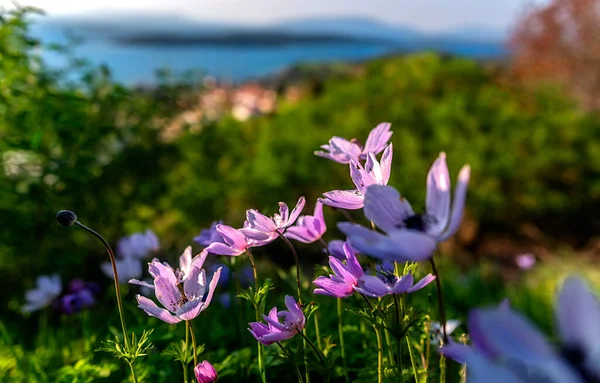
[
  {"xmin": 337, "ymin": 298, "xmax": 349, "ymax": 383},
  {"xmin": 183, "ymin": 321, "xmax": 190, "ymax": 383},
  {"xmin": 74, "ymin": 221, "xmax": 130, "ymax": 349},
  {"xmin": 188, "ymin": 321, "xmax": 198, "ymax": 368},
  {"xmin": 374, "ymin": 326, "xmax": 383, "ymax": 383},
  {"xmin": 297, "ymin": 329, "xmax": 326, "ymax": 366},
  {"xmin": 393, "ymin": 294, "xmax": 403, "ymax": 369},
  {"xmin": 278, "ymin": 232, "xmax": 302, "ymax": 304},
  {"xmin": 128, "ymin": 362, "xmax": 139, "ymax": 383},
  {"xmin": 406, "ymin": 335, "xmax": 419, "ymax": 383},
  {"xmin": 439, "ymin": 354, "xmax": 446, "ymax": 383},
  {"xmin": 429, "ymin": 258, "xmax": 448, "ymax": 344},
  {"xmin": 313, "ymin": 313, "xmax": 322, "ymax": 352},
  {"xmin": 245, "ymin": 249, "xmax": 267, "ymax": 383},
  {"xmin": 276, "ymin": 342, "xmax": 304, "ymax": 383}
]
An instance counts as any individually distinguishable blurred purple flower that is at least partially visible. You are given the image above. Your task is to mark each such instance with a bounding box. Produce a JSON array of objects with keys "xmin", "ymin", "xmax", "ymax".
[
  {"xmin": 358, "ymin": 273, "xmax": 436, "ymax": 298},
  {"xmin": 515, "ymin": 253, "xmax": 536, "ymax": 270},
  {"xmin": 59, "ymin": 279, "xmax": 100, "ymax": 315},
  {"xmin": 241, "ymin": 197, "xmax": 306, "ymax": 244},
  {"xmin": 22, "ymin": 274, "xmax": 62, "ymax": 313},
  {"xmin": 117, "ymin": 229, "xmax": 159, "ymax": 259},
  {"xmin": 130, "ymin": 247, "xmax": 221, "ymax": 324},
  {"xmin": 313, "ymin": 242, "xmax": 364, "ymax": 298},
  {"xmin": 430, "ymin": 320, "xmax": 461, "ymax": 346},
  {"xmin": 204, "ymin": 224, "xmax": 272, "ymax": 256},
  {"xmin": 326, "ymin": 240, "xmax": 360, "ymax": 260},
  {"xmin": 314, "ymin": 122, "xmax": 393, "ymax": 164},
  {"xmin": 320, "ymin": 144, "xmax": 392, "ymax": 210},
  {"xmin": 339, "ymin": 153, "xmax": 470, "ymax": 262},
  {"xmin": 194, "ymin": 221, "xmax": 224, "ymax": 247},
  {"xmin": 101, "ymin": 256, "xmax": 142, "ymax": 284},
  {"xmin": 248, "ymin": 295, "xmax": 305, "ymax": 346},
  {"xmin": 284, "ymin": 201, "xmax": 326, "ymax": 244},
  {"xmin": 194, "ymin": 360, "xmax": 218, "ymax": 383},
  {"xmin": 441, "ymin": 277, "xmax": 600, "ymax": 383}
]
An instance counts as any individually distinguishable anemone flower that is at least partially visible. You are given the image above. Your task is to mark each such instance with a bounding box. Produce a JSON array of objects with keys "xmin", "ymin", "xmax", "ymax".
[
  {"xmin": 117, "ymin": 229, "xmax": 159, "ymax": 259},
  {"xmin": 320, "ymin": 144, "xmax": 392, "ymax": 210},
  {"xmin": 314, "ymin": 122, "xmax": 393, "ymax": 164},
  {"xmin": 241, "ymin": 196, "xmax": 306, "ymax": 243},
  {"xmin": 313, "ymin": 243, "xmax": 364, "ymax": 298},
  {"xmin": 284, "ymin": 201, "xmax": 326, "ymax": 244},
  {"xmin": 203, "ymin": 224, "xmax": 272, "ymax": 256},
  {"xmin": 339, "ymin": 153, "xmax": 470, "ymax": 262},
  {"xmin": 194, "ymin": 360, "xmax": 218, "ymax": 383},
  {"xmin": 441, "ymin": 277, "xmax": 600, "ymax": 383},
  {"xmin": 326, "ymin": 240, "xmax": 360, "ymax": 260},
  {"xmin": 194, "ymin": 220, "xmax": 224, "ymax": 247},
  {"xmin": 59, "ymin": 279, "xmax": 100, "ymax": 315},
  {"xmin": 22, "ymin": 274, "xmax": 62, "ymax": 313},
  {"xmin": 248, "ymin": 295, "xmax": 305, "ymax": 346},
  {"xmin": 357, "ymin": 272, "xmax": 436, "ymax": 298},
  {"xmin": 130, "ymin": 247, "xmax": 221, "ymax": 324}
]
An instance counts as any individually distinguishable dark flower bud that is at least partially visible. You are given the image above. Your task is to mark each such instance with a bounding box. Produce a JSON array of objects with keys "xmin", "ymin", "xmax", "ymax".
[{"xmin": 56, "ymin": 210, "xmax": 78, "ymax": 227}]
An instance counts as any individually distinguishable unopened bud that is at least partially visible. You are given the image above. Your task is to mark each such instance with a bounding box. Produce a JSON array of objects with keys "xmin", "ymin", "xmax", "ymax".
[{"xmin": 56, "ymin": 210, "xmax": 78, "ymax": 227}]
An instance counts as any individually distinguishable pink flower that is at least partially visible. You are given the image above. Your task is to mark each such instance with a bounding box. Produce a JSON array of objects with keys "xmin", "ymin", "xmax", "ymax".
[
  {"xmin": 313, "ymin": 243, "xmax": 364, "ymax": 298},
  {"xmin": 320, "ymin": 144, "xmax": 392, "ymax": 210},
  {"xmin": 315, "ymin": 122, "xmax": 393, "ymax": 164},
  {"xmin": 204, "ymin": 224, "xmax": 272, "ymax": 256},
  {"xmin": 284, "ymin": 201, "xmax": 326, "ymax": 244},
  {"xmin": 194, "ymin": 360, "xmax": 218, "ymax": 383},
  {"xmin": 241, "ymin": 197, "xmax": 306, "ymax": 244},
  {"xmin": 248, "ymin": 296, "xmax": 305, "ymax": 346}
]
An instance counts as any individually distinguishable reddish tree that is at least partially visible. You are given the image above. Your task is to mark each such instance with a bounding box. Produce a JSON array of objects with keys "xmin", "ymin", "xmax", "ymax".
[{"xmin": 510, "ymin": 0, "xmax": 600, "ymax": 109}]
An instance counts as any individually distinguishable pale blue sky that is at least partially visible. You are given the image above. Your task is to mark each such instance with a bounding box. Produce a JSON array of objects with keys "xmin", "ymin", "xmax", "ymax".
[{"xmin": 1, "ymin": 0, "xmax": 547, "ymax": 32}]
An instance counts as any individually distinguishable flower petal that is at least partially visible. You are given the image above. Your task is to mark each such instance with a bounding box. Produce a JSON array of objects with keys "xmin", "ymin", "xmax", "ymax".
[
  {"xmin": 205, "ymin": 242, "xmax": 244, "ymax": 256},
  {"xmin": 176, "ymin": 298, "xmax": 204, "ymax": 321},
  {"xmin": 426, "ymin": 152, "xmax": 451, "ymax": 238},
  {"xmin": 148, "ymin": 259, "xmax": 177, "ymax": 285},
  {"xmin": 179, "ymin": 246, "xmax": 193, "ymax": 279},
  {"xmin": 320, "ymin": 190, "xmax": 364, "ymax": 210},
  {"xmin": 363, "ymin": 185, "xmax": 414, "ymax": 233},
  {"xmin": 363, "ymin": 122, "xmax": 392, "ymax": 156},
  {"xmin": 216, "ymin": 224, "xmax": 248, "ymax": 248},
  {"xmin": 135, "ymin": 294, "xmax": 181, "ymax": 324},
  {"xmin": 286, "ymin": 196, "xmax": 306, "ymax": 227},
  {"xmin": 356, "ymin": 275, "xmax": 389, "ymax": 297},
  {"xmin": 407, "ymin": 274, "xmax": 436, "ymax": 293},
  {"xmin": 392, "ymin": 274, "xmax": 414, "ymax": 294},
  {"xmin": 313, "ymin": 276, "xmax": 354, "ymax": 298},
  {"xmin": 246, "ymin": 210, "xmax": 277, "ymax": 232},
  {"xmin": 438, "ymin": 165, "xmax": 470, "ymax": 241},
  {"xmin": 284, "ymin": 226, "xmax": 314, "ymax": 243},
  {"xmin": 183, "ymin": 266, "xmax": 205, "ymax": 300},
  {"xmin": 154, "ymin": 277, "xmax": 182, "ymax": 313}
]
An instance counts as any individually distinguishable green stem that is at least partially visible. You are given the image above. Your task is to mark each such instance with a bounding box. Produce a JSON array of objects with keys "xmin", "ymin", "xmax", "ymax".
[
  {"xmin": 440, "ymin": 354, "xmax": 446, "ymax": 383},
  {"xmin": 188, "ymin": 321, "xmax": 198, "ymax": 368},
  {"xmin": 246, "ymin": 249, "xmax": 267, "ymax": 383},
  {"xmin": 313, "ymin": 313, "xmax": 322, "ymax": 352},
  {"xmin": 276, "ymin": 342, "xmax": 304, "ymax": 383},
  {"xmin": 429, "ymin": 258, "xmax": 448, "ymax": 344},
  {"xmin": 128, "ymin": 362, "xmax": 139, "ymax": 383},
  {"xmin": 278, "ymin": 232, "xmax": 302, "ymax": 303},
  {"xmin": 74, "ymin": 221, "xmax": 130, "ymax": 349},
  {"xmin": 394, "ymin": 294, "xmax": 403, "ymax": 369},
  {"xmin": 298, "ymin": 329, "xmax": 326, "ymax": 366},
  {"xmin": 183, "ymin": 322, "xmax": 189, "ymax": 383},
  {"xmin": 406, "ymin": 335, "xmax": 419, "ymax": 383},
  {"xmin": 337, "ymin": 299, "xmax": 349, "ymax": 383},
  {"xmin": 374, "ymin": 326, "xmax": 383, "ymax": 383}
]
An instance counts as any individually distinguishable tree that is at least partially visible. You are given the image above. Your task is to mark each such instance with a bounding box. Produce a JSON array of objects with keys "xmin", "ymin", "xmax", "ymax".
[{"xmin": 510, "ymin": 0, "xmax": 600, "ymax": 110}]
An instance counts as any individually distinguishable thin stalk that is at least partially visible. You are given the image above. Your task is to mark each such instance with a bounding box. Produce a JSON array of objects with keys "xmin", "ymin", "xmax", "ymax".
[
  {"xmin": 318, "ymin": 238, "xmax": 330, "ymax": 254},
  {"xmin": 188, "ymin": 321, "xmax": 198, "ymax": 368},
  {"xmin": 276, "ymin": 342, "xmax": 304, "ymax": 383},
  {"xmin": 128, "ymin": 362, "xmax": 139, "ymax": 383},
  {"xmin": 313, "ymin": 313, "xmax": 323, "ymax": 352},
  {"xmin": 374, "ymin": 326, "xmax": 384, "ymax": 383},
  {"xmin": 74, "ymin": 221, "xmax": 129, "ymax": 349},
  {"xmin": 297, "ymin": 329, "xmax": 326, "ymax": 366},
  {"xmin": 406, "ymin": 335, "xmax": 419, "ymax": 383},
  {"xmin": 439, "ymin": 354, "xmax": 446, "ymax": 383},
  {"xmin": 337, "ymin": 299, "xmax": 349, "ymax": 383},
  {"xmin": 245, "ymin": 249, "xmax": 267, "ymax": 383},
  {"xmin": 183, "ymin": 322, "xmax": 190, "ymax": 383},
  {"xmin": 277, "ymin": 232, "xmax": 302, "ymax": 303},
  {"xmin": 384, "ymin": 320, "xmax": 395, "ymax": 367},
  {"xmin": 429, "ymin": 258, "xmax": 448, "ymax": 344}
]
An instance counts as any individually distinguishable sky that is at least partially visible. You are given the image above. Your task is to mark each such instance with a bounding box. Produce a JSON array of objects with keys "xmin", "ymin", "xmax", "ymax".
[{"xmin": 1, "ymin": 0, "xmax": 548, "ymax": 33}]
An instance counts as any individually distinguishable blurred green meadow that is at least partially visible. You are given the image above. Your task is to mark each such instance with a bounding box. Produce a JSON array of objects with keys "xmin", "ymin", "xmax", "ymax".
[{"xmin": 2, "ymin": 5, "xmax": 600, "ymax": 383}]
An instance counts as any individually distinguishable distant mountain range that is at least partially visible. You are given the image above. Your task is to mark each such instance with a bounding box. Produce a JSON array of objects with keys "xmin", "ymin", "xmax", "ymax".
[{"xmin": 33, "ymin": 13, "xmax": 507, "ymax": 48}]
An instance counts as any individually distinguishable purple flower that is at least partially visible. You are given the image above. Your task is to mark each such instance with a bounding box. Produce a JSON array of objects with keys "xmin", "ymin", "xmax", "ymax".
[
  {"xmin": 194, "ymin": 360, "xmax": 218, "ymax": 383},
  {"xmin": 430, "ymin": 320, "xmax": 461, "ymax": 346},
  {"xmin": 320, "ymin": 144, "xmax": 392, "ymax": 210},
  {"xmin": 130, "ymin": 247, "xmax": 221, "ymax": 324},
  {"xmin": 357, "ymin": 273, "xmax": 436, "ymax": 298},
  {"xmin": 339, "ymin": 153, "xmax": 470, "ymax": 262},
  {"xmin": 284, "ymin": 201, "xmax": 326, "ymax": 244},
  {"xmin": 515, "ymin": 253, "xmax": 536, "ymax": 270},
  {"xmin": 326, "ymin": 240, "xmax": 360, "ymax": 260},
  {"xmin": 117, "ymin": 229, "xmax": 159, "ymax": 259},
  {"xmin": 241, "ymin": 197, "xmax": 306, "ymax": 243},
  {"xmin": 58, "ymin": 279, "xmax": 100, "ymax": 315},
  {"xmin": 248, "ymin": 295, "xmax": 305, "ymax": 346},
  {"xmin": 313, "ymin": 243, "xmax": 364, "ymax": 298},
  {"xmin": 22, "ymin": 274, "xmax": 62, "ymax": 313},
  {"xmin": 204, "ymin": 224, "xmax": 272, "ymax": 256},
  {"xmin": 194, "ymin": 221, "xmax": 224, "ymax": 247},
  {"xmin": 315, "ymin": 122, "xmax": 393, "ymax": 164},
  {"xmin": 441, "ymin": 277, "xmax": 600, "ymax": 383},
  {"xmin": 101, "ymin": 256, "xmax": 142, "ymax": 284}
]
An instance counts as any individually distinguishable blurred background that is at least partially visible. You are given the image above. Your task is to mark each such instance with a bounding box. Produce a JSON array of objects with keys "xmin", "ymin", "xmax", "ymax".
[{"xmin": 1, "ymin": 0, "xmax": 600, "ymax": 380}]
